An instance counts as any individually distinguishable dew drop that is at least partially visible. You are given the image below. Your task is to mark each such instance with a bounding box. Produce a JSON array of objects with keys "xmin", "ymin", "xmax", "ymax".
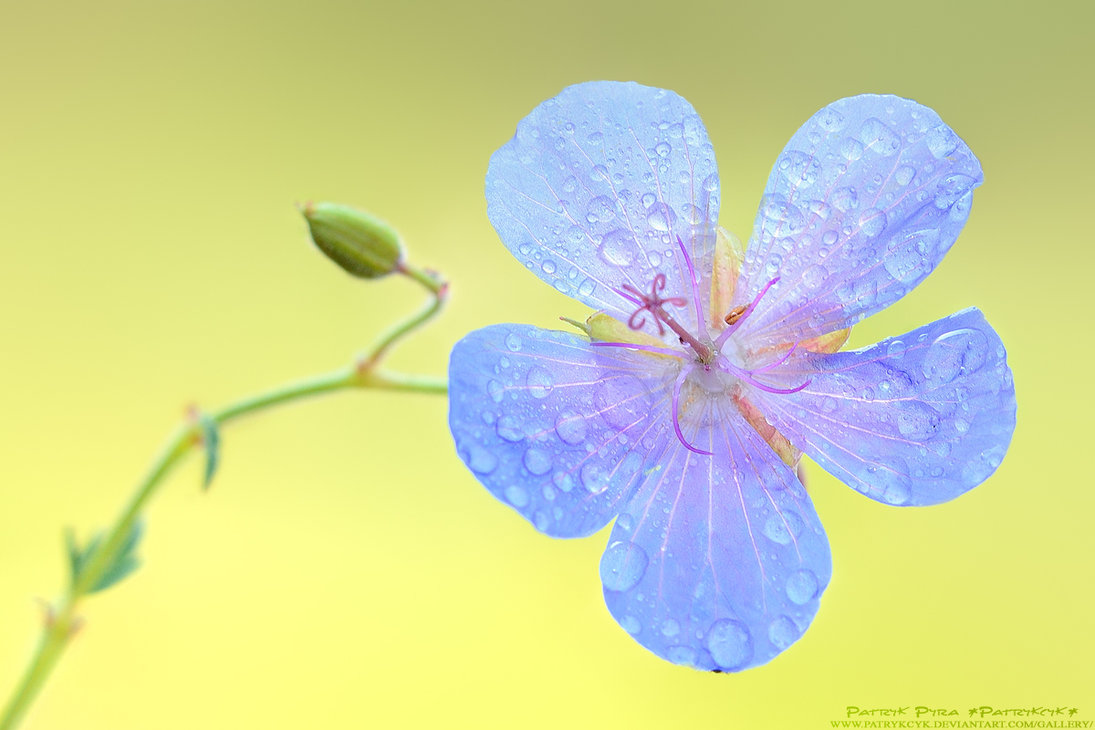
[
  {"xmin": 598, "ymin": 229, "xmax": 639, "ymax": 267},
  {"xmin": 803, "ymin": 264, "xmax": 827, "ymax": 289},
  {"xmin": 786, "ymin": 569, "xmax": 819, "ymax": 605},
  {"xmin": 768, "ymin": 615, "xmax": 800, "ymax": 650},
  {"xmin": 858, "ymin": 208, "xmax": 887, "ymax": 237},
  {"xmin": 831, "ymin": 187, "xmax": 858, "ymax": 212},
  {"xmin": 926, "ymin": 123, "xmax": 959, "ymax": 159},
  {"xmin": 523, "ymin": 447, "xmax": 552, "ymax": 476},
  {"xmin": 762, "ymin": 511, "xmax": 804, "ymax": 545},
  {"xmin": 504, "ymin": 485, "xmax": 530, "ymax": 508},
  {"xmin": 586, "ymin": 195, "xmax": 616, "ymax": 224},
  {"xmin": 646, "ymin": 202, "xmax": 677, "ymax": 232},
  {"xmin": 815, "ymin": 106, "xmax": 845, "ymax": 132},
  {"xmin": 858, "ymin": 117, "xmax": 901, "ymax": 156},
  {"xmin": 821, "ymin": 230, "xmax": 838, "ymax": 246},
  {"xmin": 620, "ymin": 615, "xmax": 642, "ymax": 634},
  {"xmin": 496, "ymin": 415, "xmax": 525, "ymax": 442},
  {"xmin": 487, "ymin": 379, "xmax": 504, "ymax": 403},
  {"xmin": 552, "ymin": 471, "xmax": 575, "ymax": 493},
  {"xmin": 661, "ymin": 618, "xmax": 681, "ymax": 637},
  {"xmin": 600, "ymin": 540, "xmax": 649, "ymax": 591},
  {"xmin": 895, "ymin": 165, "xmax": 916, "ymax": 186},
  {"xmin": 554, "ymin": 411, "xmax": 588, "ymax": 444},
  {"xmin": 580, "ymin": 462, "xmax": 610, "ymax": 494},
  {"xmin": 654, "ymin": 141, "xmax": 671, "ymax": 157},
  {"xmin": 526, "ymin": 367, "xmax": 554, "ymax": 399},
  {"xmin": 465, "ymin": 446, "xmax": 498, "ymax": 475},
  {"xmin": 921, "ymin": 328, "xmax": 988, "ymax": 383},
  {"xmin": 505, "ymin": 333, "xmax": 522, "ymax": 352},
  {"xmin": 705, "ymin": 619, "xmax": 753, "ymax": 670},
  {"xmin": 541, "ymin": 259, "xmax": 557, "ymax": 274},
  {"xmin": 666, "ymin": 646, "xmax": 697, "ymax": 665}
]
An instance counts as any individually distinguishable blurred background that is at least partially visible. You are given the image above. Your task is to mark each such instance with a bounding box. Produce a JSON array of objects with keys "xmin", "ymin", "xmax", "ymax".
[{"xmin": 1, "ymin": 0, "xmax": 1090, "ymax": 727}]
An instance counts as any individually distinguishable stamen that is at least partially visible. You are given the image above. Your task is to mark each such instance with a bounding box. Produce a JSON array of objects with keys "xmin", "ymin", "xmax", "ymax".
[
  {"xmin": 672, "ymin": 367, "xmax": 713, "ymax": 456},
  {"xmin": 752, "ymin": 341, "xmax": 800, "ymax": 374},
  {"xmin": 591, "ymin": 341, "xmax": 684, "ymax": 359},
  {"xmin": 675, "ymin": 235, "xmax": 709, "ymax": 340},
  {"xmin": 715, "ymin": 276, "xmax": 780, "ymax": 349},
  {"xmin": 721, "ymin": 357, "xmax": 812, "ymax": 395}
]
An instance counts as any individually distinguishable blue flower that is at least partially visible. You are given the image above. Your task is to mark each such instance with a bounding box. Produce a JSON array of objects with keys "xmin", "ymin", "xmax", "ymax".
[{"xmin": 449, "ymin": 82, "xmax": 1016, "ymax": 671}]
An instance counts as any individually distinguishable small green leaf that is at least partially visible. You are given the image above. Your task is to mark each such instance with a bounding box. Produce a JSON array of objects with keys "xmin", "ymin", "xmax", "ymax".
[
  {"xmin": 66, "ymin": 520, "xmax": 145, "ymax": 595},
  {"xmin": 198, "ymin": 412, "xmax": 220, "ymax": 490}
]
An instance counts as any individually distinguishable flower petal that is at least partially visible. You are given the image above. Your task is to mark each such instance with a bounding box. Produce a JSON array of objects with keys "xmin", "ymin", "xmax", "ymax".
[
  {"xmin": 449, "ymin": 324, "xmax": 676, "ymax": 537},
  {"xmin": 486, "ymin": 81, "xmax": 720, "ymax": 337},
  {"xmin": 748, "ymin": 308, "xmax": 1015, "ymax": 506},
  {"xmin": 601, "ymin": 397, "xmax": 831, "ymax": 671},
  {"xmin": 735, "ymin": 94, "xmax": 983, "ymax": 349}
]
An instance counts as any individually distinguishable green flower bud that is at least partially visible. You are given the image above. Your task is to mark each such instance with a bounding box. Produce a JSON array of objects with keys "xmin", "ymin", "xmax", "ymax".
[{"xmin": 301, "ymin": 202, "xmax": 405, "ymax": 279}]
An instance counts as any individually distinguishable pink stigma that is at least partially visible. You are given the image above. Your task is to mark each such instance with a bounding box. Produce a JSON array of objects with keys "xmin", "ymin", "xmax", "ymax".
[{"xmin": 617, "ymin": 273, "xmax": 687, "ymax": 336}]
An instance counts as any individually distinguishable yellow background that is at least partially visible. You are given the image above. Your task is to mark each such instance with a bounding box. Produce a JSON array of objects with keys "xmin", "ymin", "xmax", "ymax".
[{"xmin": 1, "ymin": 0, "xmax": 1090, "ymax": 727}]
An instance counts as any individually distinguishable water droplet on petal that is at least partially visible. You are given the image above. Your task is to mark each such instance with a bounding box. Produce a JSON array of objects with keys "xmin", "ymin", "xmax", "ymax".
[
  {"xmin": 526, "ymin": 367, "xmax": 554, "ymax": 399},
  {"xmin": 654, "ymin": 141, "xmax": 671, "ymax": 157},
  {"xmin": 803, "ymin": 264, "xmax": 828, "ymax": 289},
  {"xmin": 895, "ymin": 165, "xmax": 916, "ymax": 186},
  {"xmin": 580, "ymin": 462, "xmax": 609, "ymax": 494},
  {"xmin": 858, "ymin": 208, "xmax": 887, "ymax": 237},
  {"xmin": 619, "ymin": 615, "xmax": 642, "ymax": 634},
  {"xmin": 523, "ymin": 447, "xmax": 552, "ymax": 475},
  {"xmin": 487, "ymin": 380, "xmax": 504, "ymax": 403},
  {"xmin": 786, "ymin": 570, "xmax": 819, "ymax": 605},
  {"xmin": 646, "ymin": 202, "xmax": 677, "ymax": 232},
  {"xmin": 465, "ymin": 446, "xmax": 498, "ymax": 475},
  {"xmin": 505, "ymin": 333, "xmax": 522, "ymax": 352},
  {"xmin": 600, "ymin": 540, "xmax": 648, "ymax": 591},
  {"xmin": 598, "ymin": 229, "xmax": 639, "ymax": 267},
  {"xmin": 762, "ymin": 511, "xmax": 804, "ymax": 545},
  {"xmin": 504, "ymin": 485, "xmax": 529, "ymax": 508},
  {"xmin": 926, "ymin": 123, "xmax": 959, "ymax": 158},
  {"xmin": 554, "ymin": 411, "xmax": 588, "ymax": 444},
  {"xmin": 496, "ymin": 415, "xmax": 524, "ymax": 442},
  {"xmin": 661, "ymin": 618, "xmax": 681, "ymax": 637},
  {"xmin": 706, "ymin": 619, "xmax": 753, "ymax": 670},
  {"xmin": 858, "ymin": 117, "xmax": 901, "ymax": 156},
  {"xmin": 768, "ymin": 615, "xmax": 800, "ymax": 650}
]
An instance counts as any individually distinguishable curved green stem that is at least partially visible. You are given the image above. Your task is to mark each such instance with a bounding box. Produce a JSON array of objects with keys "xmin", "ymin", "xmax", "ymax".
[{"xmin": 0, "ymin": 264, "xmax": 449, "ymax": 730}]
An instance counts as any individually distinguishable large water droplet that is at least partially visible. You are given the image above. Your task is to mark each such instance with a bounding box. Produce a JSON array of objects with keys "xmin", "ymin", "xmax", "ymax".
[
  {"xmin": 768, "ymin": 615, "xmax": 800, "ymax": 650},
  {"xmin": 896, "ymin": 402, "xmax": 940, "ymax": 439},
  {"xmin": 815, "ymin": 106, "xmax": 845, "ymax": 132},
  {"xmin": 705, "ymin": 619, "xmax": 753, "ymax": 670},
  {"xmin": 487, "ymin": 379, "xmax": 504, "ymax": 403},
  {"xmin": 465, "ymin": 446, "xmax": 497, "ymax": 475},
  {"xmin": 554, "ymin": 411, "xmax": 588, "ymax": 444},
  {"xmin": 598, "ymin": 229, "xmax": 639, "ymax": 267},
  {"xmin": 654, "ymin": 141, "xmax": 671, "ymax": 157},
  {"xmin": 586, "ymin": 195, "xmax": 616, "ymax": 224},
  {"xmin": 922, "ymin": 327, "xmax": 988, "ymax": 383},
  {"xmin": 505, "ymin": 333, "xmax": 522, "ymax": 352},
  {"xmin": 661, "ymin": 618, "xmax": 681, "ymax": 637},
  {"xmin": 858, "ymin": 208, "xmax": 887, "ymax": 237},
  {"xmin": 803, "ymin": 264, "xmax": 828, "ymax": 290},
  {"xmin": 858, "ymin": 117, "xmax": 901, "ymax": 156},
  {"xmin": 786, "ymin": 569, "xmax": 819, "ymax": 605},
  {"xmin": 762, "ymin": 511, "xmax": 805, "ymax": 545},
  {"xmin": 779, "ymin": 150, "xmax": 821, "ymax": 187},
  {"xmin": 504, "ymin": 485, "xmax": 529, "ymax": 508},
  {"xmin": 646, "ymin": 202, "xmax": 677, "ymax": 232},
  {"xmin": 523, "ymin": 447, "xmax": 552, "ymax": 476},
  {"xmin": 526, "ymin": 367, "xmax": 554, "ymax": 399},
  {"xmin": 894, "ymin": 165, "xmax": 916, "ymax": 186},
  {"xmin": 831, "ymin": 187, "xmax": 858, "ymax": 212},
  {"xmin": 600, "ymin": 540, "xmax": 648, "ymax": 591},
  {"xmin": 580, "ymin": 462, "xmax": 609, "ymax": 494},
  {"xmin": 926, "ymin": 123, "xmax": 959, "ymax": 158},
  {"xmin": 496, "ymin": 415, "xmax": 524, "ymax": 442},
  {"xmin": 619, "ymin": 614, "xmax": 641, "ymax": 634}
]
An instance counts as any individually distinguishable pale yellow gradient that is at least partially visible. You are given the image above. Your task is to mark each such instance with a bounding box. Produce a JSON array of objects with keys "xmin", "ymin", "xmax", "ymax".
[{"xmin": 1, "ymin": 0, "xmax": 1091, "ymax": 728}]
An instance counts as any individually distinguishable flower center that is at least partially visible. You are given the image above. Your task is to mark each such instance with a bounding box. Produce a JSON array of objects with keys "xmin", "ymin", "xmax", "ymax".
[{"xmin": 602, "ymin": 234, "xmax": 812, "ymax": 456}]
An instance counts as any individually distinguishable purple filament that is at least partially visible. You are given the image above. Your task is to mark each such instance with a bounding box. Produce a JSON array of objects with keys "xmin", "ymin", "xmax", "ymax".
[
  {"xmin": 752, "ymin": 341, "xmax": 800, "ymax": 374},
  {"xmin": 715, "ymin": 276, "xmax": 780, "ymax": 349},
  {"xmin": 675, "ymin": 235, "xmax": 709, "ymax": 340},
  {"xmin": 671, "ymin": 367, "xmax": 714, "ymax": 456}
]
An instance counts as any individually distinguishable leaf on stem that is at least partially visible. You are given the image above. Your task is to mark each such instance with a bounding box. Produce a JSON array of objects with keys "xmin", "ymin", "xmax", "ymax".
[
  {"xmin": 65, "ymin": 520, "xmax": 145, "ymax": 595},
  {"xmin": 197, "ymin": 412, "xmax": 220, "ymax": 491}
]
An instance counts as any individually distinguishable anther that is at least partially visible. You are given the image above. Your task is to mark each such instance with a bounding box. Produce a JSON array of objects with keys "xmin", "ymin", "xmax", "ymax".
[{"xmin": 724, "ymin": 304, "xmax": 748, "ymax": 326}]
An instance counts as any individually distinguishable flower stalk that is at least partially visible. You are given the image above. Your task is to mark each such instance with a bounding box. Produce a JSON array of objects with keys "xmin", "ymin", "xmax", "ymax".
[{"xmin": 0, "ymin": 254, "xmax": 448, "ymax": 730}]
